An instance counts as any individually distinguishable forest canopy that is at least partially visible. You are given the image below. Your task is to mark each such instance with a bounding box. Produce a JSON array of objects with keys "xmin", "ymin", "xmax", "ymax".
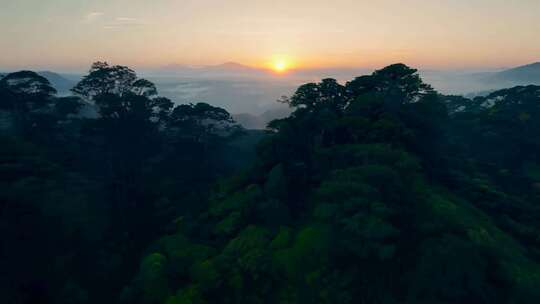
[{"xmin": 1, "ymin": 63, "xmax": 540, "ymax": 304}]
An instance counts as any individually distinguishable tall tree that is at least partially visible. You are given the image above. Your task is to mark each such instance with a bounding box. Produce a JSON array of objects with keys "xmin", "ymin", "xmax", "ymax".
[
  {"xmin": 0, "ymin": 71, "xmax": 57, "ymax": 111},
  {"xmin": 72, "ymin": 62, "xmax": 137, "ymax": 99}
]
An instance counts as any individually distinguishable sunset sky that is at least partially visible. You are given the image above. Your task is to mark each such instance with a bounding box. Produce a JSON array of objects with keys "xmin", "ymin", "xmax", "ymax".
[{"xmin": 1, "ymin": 0, "xmax": 539, "ymax": 71}]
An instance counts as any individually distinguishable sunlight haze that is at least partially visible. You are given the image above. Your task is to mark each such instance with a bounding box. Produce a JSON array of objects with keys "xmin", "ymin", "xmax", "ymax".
[
  {"xmin": 1, "ymin": 0, "xmax": 539, "ymax": 71},
  {"xmin": 4, "ymin": 1, "xmax": 540, "ymax": 303}
]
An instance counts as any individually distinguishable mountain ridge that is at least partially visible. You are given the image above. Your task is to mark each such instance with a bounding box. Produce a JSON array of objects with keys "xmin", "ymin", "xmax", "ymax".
[{"xmin": 490, "ymin": 61, "xmax": 540, "ymax": 83}]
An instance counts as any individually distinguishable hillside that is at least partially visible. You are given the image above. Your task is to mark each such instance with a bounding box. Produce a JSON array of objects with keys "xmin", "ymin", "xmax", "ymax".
[
  {"xmin": 37, "ymin": 71, "xmax": 77, "ymax": 94},
  {"xmin": 120, "ymin": 64, "xmax": 540, "ymax": 304},
  {"xmin": 3, "ymin": 63, "xmax": 540, "ymax": 304},
  {"xmin": 491, "ymin": 62, "xmax": 540, "ymax": 84}
]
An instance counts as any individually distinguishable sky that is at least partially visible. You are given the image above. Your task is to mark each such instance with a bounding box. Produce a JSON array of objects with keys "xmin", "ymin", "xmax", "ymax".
[{"xmin": 1, "ymin": 0, "xmax": 539, "ymax": 72}]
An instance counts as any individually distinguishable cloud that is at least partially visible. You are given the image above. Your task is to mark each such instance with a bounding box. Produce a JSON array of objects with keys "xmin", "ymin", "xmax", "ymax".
[
  {"xmin": 116, "ymin": 17, "xmax": 137, "ymax": 22},
  {"xmin": 84, "ymin": 12, "xmax": 104, "ymax": 23},
  {"xmin": 103, "ymin": 17, "xmax": 146, "ymax": 30}
]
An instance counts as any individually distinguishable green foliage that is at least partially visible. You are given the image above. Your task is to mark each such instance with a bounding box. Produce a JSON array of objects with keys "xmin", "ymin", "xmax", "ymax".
[
  {"xmin": 0, "ymin": 63, "xmax": 254, "ymax": 303},
  {"xmin": 273, "ymin": 225, "xmax": 331, "ymax": 280},
  {"xmin": 166, "ymin": 286, "xmax": 206, "ymax": 304},
  {"xmin": 4, "ymin": 62, "xmax": 540, "ymax": 303},
  {"xmin": 270, "ymin": 226, "xmax": 292, "ymax": 250},
  {"xmin": 72, "ymin": 62, "xmax": 137, "ymax": 98},
  {"xmin": 263, "ymin": 164, "xmax": 287, "ymax": 199},
  {"xmin": 136, "ymin": 64, "xmax": 539, "ymax": 304},
  {"xmin": 0, "ymin": 71, "xmax": 57, "ymax": 105},
  {"xmin": 407, "ymin": 235, "xmax": 493, "ymax": 303},
  {"xmin": 138, "ymin": 253, "xmax": 170, "ymax": 304}
]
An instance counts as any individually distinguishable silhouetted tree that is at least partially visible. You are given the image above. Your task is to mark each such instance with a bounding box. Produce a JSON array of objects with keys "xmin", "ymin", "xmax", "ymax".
[
  {"xmin": 0, "ymin": 71, "xmax": 56, "ymax": 111},
  {"xmin": 131, "ymin": 79, "xmax": 158, "ymax": 97},
  {"xmin": 72, "ymin": 62, "xmax": 137, "ymax": 99}
]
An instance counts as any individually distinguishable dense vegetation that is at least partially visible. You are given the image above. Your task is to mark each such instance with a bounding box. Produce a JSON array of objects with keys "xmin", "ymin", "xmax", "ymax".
[{"xmin": 1, "ymin": 63, "xmax": 540, "ymax": 303}]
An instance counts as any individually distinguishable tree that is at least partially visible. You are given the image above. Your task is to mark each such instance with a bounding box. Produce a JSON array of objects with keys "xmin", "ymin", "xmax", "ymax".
[
  {"xmin": 130, "ymin": 64, "xmax": 540, "ymax": 304},
  {"xmin": 93, "ymin": 92, "xmax": 172, "ymax": 123},
  {"xmin": 168, "ymin": 102, "xmax": 241, "ymax": 143},
  {"xmin": 54, "ymin": 96, "xmax": 84, "ymax": 119},
  {"xmin": 288, "ymin": 79, "xmax": 347, "ymax": 111},
  {"xmin": 131, "ymin": 79, "xmax": 158, "ymax": 97},
  {"xmin": 0, "ymin": 71, "xmax": 57, "ymax": 111},
  {"xmin": 346, "ymin": 63, "xmax": 434, "ymax": 105},
  {"xmin": 73, "ymin": 62, "xmax": 173, "ymax": 124},
  {"xmin": 72, "ymin": 62, "xmax": 137, "ymax": 99}
]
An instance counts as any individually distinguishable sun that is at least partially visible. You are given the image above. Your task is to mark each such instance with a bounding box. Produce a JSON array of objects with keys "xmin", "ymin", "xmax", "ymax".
[
  {"xmin": 267, "ymin": 55, "xmax": 294, "ymax": 73},
  {"xmin": 273, "ymin": 60, "xmax": 287, "ymax": 72},
  {"xmin": 271, "ymin": 58, "xmax": 290, "ymax": 73}
]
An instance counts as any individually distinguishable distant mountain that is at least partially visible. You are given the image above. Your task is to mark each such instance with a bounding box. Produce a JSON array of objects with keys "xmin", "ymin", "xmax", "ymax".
[
  {"xmin": 153, "ymin": 62, "xmax": 268, "ymax": 78},
  {"xmin": 289, "ymin": 67, "xmax": 372, "ymax": 82},
  {"xmin": 418, "ymin": 63, "xmax": 540, "ymax": 95},
  {"xmin": 207, "ymin": 62, "xmax": 259, "ymax": 72},
  {"xmin": 490, "ymin": 62, "xmax": 540, "ymax": 84},
  {"xmin": 37, "ymin": 71, "xmax": 77, "ymax": 94},
  {"xmin": 233, "ymin": 106, "xmax": 292, "ymax": 129}
]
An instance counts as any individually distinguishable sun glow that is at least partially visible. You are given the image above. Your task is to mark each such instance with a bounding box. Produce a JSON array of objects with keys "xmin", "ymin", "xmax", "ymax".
[
  {"xmin": 270, "ymin": 56, "xmax": 292, "ymax": 73},
  {"xmin": 273, "ymin": 60, "xmax": 287, "ymax": 72}
]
